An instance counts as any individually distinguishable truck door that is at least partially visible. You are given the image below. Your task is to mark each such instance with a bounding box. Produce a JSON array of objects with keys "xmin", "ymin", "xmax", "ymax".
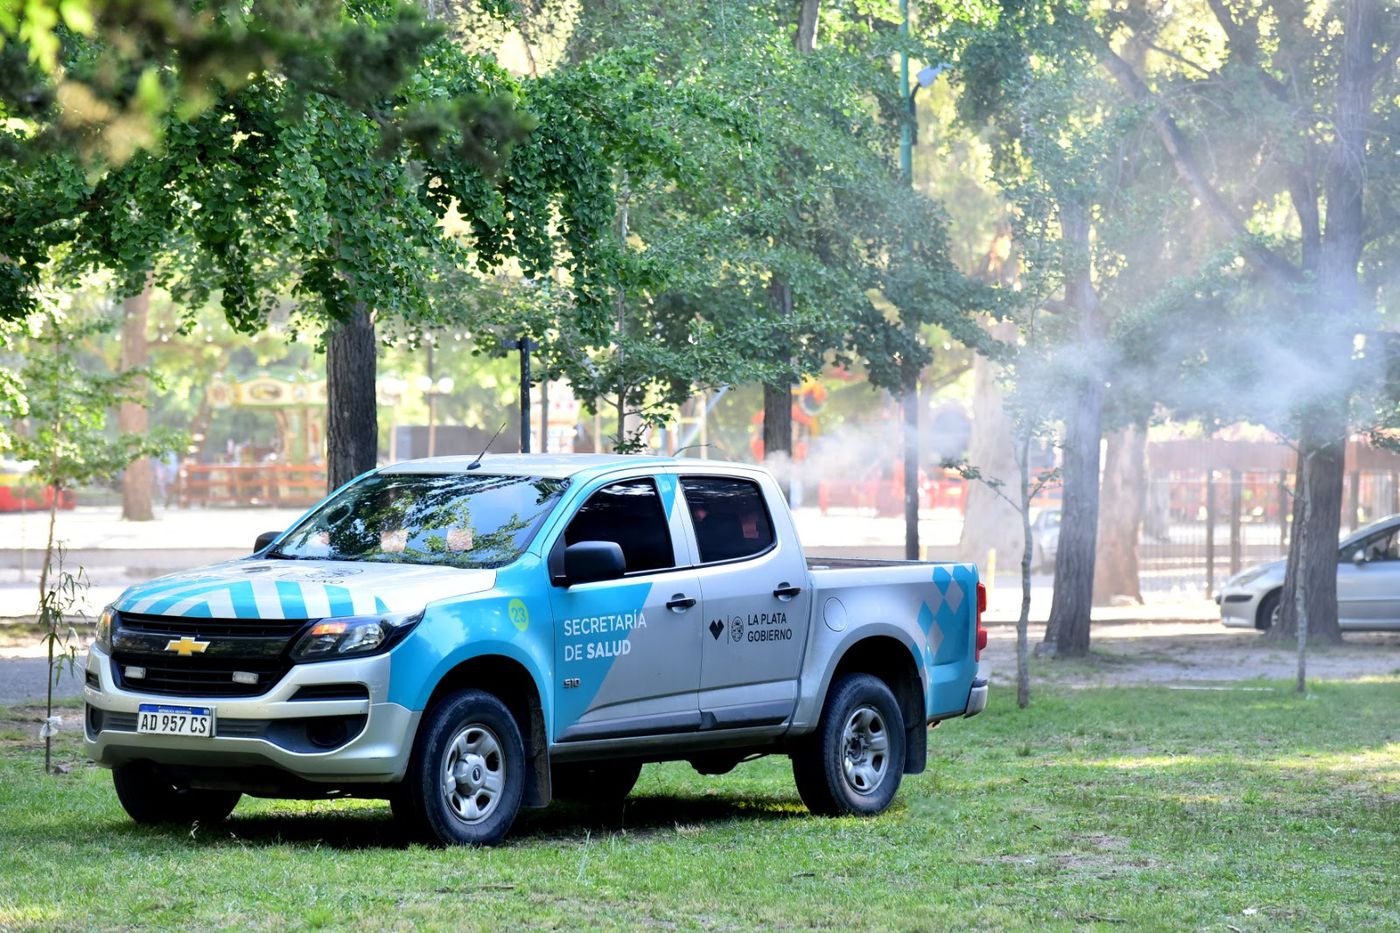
[
  {"xmin": 547, "ymin": 475, "xmax": 704, "ymax": 741},
  {"xmin": 681, "ymin": 474, "xmax": 813, "ymax": 728}
]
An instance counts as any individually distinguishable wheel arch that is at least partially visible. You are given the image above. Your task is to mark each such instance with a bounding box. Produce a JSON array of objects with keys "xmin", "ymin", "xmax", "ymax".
[
  {"xmin": 1256, "ymin": 588, "xmax": 1283, "ymax": 630},
  {"xmin": 425, "ymin": 654, "xmax": 551, "ymax": 807},
  {"xmin": 827, "ymin": 635, "xmax": 926, "ymax": 775}
]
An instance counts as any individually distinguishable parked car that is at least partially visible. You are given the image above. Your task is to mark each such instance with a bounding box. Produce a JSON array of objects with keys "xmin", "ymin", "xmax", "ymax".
[
  {"xmin": 1218, "ymin": 514, "xmax": 1400, "ymax": 631},
  {"xmin": 1030, "ymin": 507, "xmax": 1060, "ymax": 571},
  {"xmin": 85, "ymin": 454, "xmax": 988, "ymax": 845}
]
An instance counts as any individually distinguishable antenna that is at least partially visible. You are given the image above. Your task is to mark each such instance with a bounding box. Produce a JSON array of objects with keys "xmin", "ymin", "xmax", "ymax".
[
  {"xmin": 467, "ymin": 422, "xmax": 508, "ymax": 470},
  {"xmin": 673, "ymin": 443, "xmax": 711, "ymax": 458}
]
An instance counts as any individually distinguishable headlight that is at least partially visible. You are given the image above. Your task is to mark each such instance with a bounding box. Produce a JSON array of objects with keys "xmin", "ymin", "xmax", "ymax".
[
  {"xmin": 290, "ymin": 611, "xmax": 423, "ymax": 662},
  {"xmin": 96, "ymin": 606, "xmax": 115, "ymax": 651}
]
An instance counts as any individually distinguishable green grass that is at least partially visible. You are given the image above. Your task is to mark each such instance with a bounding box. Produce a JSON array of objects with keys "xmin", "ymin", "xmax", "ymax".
[{"xmin": 1, "ymin": 680, "xmax": 1396, "ymax": 931}]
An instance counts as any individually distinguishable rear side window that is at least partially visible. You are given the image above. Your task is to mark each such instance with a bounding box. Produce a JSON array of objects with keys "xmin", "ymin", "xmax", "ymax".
[
  {"xmin": 564, "ymin": 479, "xmax": 674, "ymax": 573},
  {"xmin": 682, "ymin": 476, "xmax": 775, "ymax": 564}
]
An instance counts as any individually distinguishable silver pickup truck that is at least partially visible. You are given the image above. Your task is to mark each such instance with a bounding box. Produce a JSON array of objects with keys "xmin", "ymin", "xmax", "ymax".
[{"xmin": 85, "ymin": 454, "xmax": 987, "ymax": 845}]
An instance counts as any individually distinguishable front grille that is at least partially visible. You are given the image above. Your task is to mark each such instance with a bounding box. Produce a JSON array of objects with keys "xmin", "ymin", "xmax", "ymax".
[
  {"xmin": 117, "ymin": 612, "xmax": 306, "ymax": 639},
  {"xmin": 111, "ymin": 611, "xmax": 308, "ymax": 698}
]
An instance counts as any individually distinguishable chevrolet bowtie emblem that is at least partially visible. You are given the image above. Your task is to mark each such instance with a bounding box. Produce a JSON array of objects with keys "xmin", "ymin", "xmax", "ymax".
[{"xmin": 164, "ymin": 636, "xmax": 210, "ymax": 657}]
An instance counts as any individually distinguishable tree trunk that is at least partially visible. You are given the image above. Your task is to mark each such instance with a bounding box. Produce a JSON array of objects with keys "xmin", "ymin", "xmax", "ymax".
[
  {"xmin": 1016, "ymin": 426, "xmax": 1032, "ymax": 709},
  {"xmin": 1040, "ymin": 202, "xmax": 1105, "ymax": 658},
  {"xmin": 1274, "ymin": 421, "xmax": 1345, "ymax": 644},
  {"xmin": 902, "ymin": 383, "xmax": 919, "ymax": 560},
  {"xmin": 1273, "ymin": 0, "xmax": 1374, "ymax": 647},
  {"xmin": 763, "ymin": 278, "xmax": 794, "ymax": 488},
  {"xmin": 1093, "ymin": 423, "xmax": 1146, "ymax": 605},
  {"xmin": 795, "ymin": 0, "xmax": 819, "ymax": 52},
  {"xmin": 119, "ymin": 284, "xmax": 154, "ymax": 521},
  {"xmin": 325, "ymin": 306, "xmax": 378, "ymax": 492},
  {"xmin": 958, "ymin": 323, "xmax": 1023, "ymax": 566}
]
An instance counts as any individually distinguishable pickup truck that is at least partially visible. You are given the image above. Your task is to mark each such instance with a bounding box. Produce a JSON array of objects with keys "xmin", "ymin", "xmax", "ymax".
[{"xmin": 85, "ymin": 454, "xmax": 988, "ymax": 845}]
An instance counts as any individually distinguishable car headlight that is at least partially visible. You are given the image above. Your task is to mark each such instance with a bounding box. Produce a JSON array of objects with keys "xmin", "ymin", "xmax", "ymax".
[
  {"xmin": 290, "ymin": 611, "xmax": 423, "ymax": 662},
  {"xmin": 96, "ymin": 605, "xmax": 114, "ymax": 651}
]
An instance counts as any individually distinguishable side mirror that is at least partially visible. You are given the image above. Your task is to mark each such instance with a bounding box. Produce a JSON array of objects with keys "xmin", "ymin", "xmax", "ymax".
[
  {"xmin": 562, "ymin": 541, "xmax": 626, "ymax": 586},
  {"xmin": 1351, "ymin": 548, "xmax": 1368, "ymax": 565},
  {"xmin": 254, "ymin": 531, "xmax": 282, "ymax": 554}
]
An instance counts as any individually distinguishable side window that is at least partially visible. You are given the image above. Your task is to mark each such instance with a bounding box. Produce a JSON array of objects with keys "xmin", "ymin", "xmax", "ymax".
[
  {"xmin": 682, "ymin": 476, "xmax": 775, "ymax": 564},
  {"xmin": 1366, "ymin": 529, "xmax": 1399, "ymax": 562},
  {"xmin": 564, "ymin": 479, "xmax": 674, "ymax": 573}
]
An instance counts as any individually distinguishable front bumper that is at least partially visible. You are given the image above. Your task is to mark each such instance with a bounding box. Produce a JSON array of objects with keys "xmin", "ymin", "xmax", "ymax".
[
  {"xmin": 83, "ymin": 646, "xmax": 420, "ymax": 784},
  {"xmin": 1217, "ymin": 589, "xmax": 1267, "ymax": 629},
  {"xmin": 964, "ymin": 677, "xmax": 988, "ymax": 717}
]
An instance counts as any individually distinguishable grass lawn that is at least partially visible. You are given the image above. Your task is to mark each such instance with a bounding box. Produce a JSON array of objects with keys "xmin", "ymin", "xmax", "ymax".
[{"xmin": 0, "ymin": 679, "xmax": 1395, "ymax": 931}]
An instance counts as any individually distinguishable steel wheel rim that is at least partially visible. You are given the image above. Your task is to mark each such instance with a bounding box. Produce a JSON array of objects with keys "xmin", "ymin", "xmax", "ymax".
[
  {"xmin": 840, "ymin": 704, "xmax": 889, "ymax": 796},
  {"xmin": 441, "ymin": 722, "xmax": 505, "ymax": 825}
]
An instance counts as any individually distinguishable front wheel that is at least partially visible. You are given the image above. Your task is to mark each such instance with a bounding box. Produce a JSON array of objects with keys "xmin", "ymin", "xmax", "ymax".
[
  {"xmin": 791, "ymin": 673, "xmax": 906, "ymax": 817},
  {"xmin": 112, "ymin": 762, "xmax": 241, "ymax": 826},
  {"xmin": 1256, "ymin": 590, "xmax": 1281, "ymax": 631},
  {"xmin": 395, "ymin": 689, "xmax": 525, "ymax": 846}
]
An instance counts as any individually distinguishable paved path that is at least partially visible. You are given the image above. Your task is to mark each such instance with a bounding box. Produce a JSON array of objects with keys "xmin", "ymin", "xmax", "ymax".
[{"xmin": 0, "ymin": 656, "xmax": 86, "ymax": 705}]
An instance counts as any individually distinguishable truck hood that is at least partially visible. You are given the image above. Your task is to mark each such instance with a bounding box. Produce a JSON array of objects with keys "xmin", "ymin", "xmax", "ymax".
[{"xmin": 113, "ymin": 558, "xmax": 496, "ymax": 620}]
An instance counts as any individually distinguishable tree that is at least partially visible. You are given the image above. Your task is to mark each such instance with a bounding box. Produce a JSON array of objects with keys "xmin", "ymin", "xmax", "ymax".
[
  {"xmin": 942, "ymin": 3, "xmax": 1172, "ymax": 656},
  {"xmin": 1092, "ymin": 0, "xmax": 1400, "ymax": 643},
  {"xmin": 5, "ymin": 308, "xmax": 177, "ymax": 598},
  {"xmin": 558, "ymin": 0, "xmax": 990, "ymax": 458},
  {"xmin": 2, "ymin": 1, "xmax": 541, "ymax": 490}
]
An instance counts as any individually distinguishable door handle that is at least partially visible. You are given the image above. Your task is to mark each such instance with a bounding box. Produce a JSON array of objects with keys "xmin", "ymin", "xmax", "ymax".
[
  {"xmin": 667, "ymin": 594, "xmax": 696, "ymax": 612},
  {"xmin": 773, "ymin": 583, "xmax": 801, "ymax": 600}
]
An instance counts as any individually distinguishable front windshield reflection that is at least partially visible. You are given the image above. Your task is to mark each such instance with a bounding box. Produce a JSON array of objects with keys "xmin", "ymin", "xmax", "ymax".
[{"xmin": 272, "ymin": 473, "xmax": 568, "ymax": 569}]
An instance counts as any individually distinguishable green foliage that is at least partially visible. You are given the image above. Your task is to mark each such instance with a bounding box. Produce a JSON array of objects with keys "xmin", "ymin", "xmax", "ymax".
[
  {"xmin": 528, "ymin": 0, "xmax": 995, "ymax": 445},
  {"xmin": 36, "ymin": 546, "xmax": 86, "ymax": 774},
  {"xmin": 2, "ymin": 676, "xmax": 1398, "ymax": 926},
  {"xmin": 3, "ymin": 306, "xmax": 179, "ymax": 491},
  {"xmin": 0, "ymin": 1, "xmax": 533, "ymax": 332}
]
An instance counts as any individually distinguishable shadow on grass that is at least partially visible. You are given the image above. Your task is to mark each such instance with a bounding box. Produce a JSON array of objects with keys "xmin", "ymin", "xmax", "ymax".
[{"xmin": 111, "ymin": 790, "xmax": 805, "ymax": 851}]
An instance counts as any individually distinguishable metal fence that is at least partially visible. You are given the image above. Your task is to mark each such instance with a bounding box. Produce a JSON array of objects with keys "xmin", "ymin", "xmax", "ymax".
[{"xmin": 1139, "ymin": 464, "xmax": 1400, "ymax": 597}]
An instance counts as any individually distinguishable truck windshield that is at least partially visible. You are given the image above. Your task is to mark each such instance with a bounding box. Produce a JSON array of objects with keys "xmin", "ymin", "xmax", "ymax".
[{"xmin": 269, "ymin": 473, "xmax": 569, "ymax": 569}]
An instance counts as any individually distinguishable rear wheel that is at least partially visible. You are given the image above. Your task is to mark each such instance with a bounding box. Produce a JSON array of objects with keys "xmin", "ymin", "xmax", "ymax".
[
  {"xmin": 791, "ymin": 673, "xmax": 906, "ymax": 817},
  {"xmin": 395, "ymin": 689, "xmax": 525, "ymax": 846},
  {"xmin": 112, "ymin": 762, "xmax": 241, "ymax": 826},
  {"xmin": 551, "ymin": 759, "xmax": 643, "ymax": 805}
]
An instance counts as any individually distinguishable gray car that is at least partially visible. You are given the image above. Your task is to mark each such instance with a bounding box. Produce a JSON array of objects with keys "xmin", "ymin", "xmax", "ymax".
[
  {"xmin": 1218, "ymin": 514, "xmax": 1400, "ymax": 631},
  {"xmin": 1031, "ymin": 507, "xmax": 1060, "ymax": 572}
]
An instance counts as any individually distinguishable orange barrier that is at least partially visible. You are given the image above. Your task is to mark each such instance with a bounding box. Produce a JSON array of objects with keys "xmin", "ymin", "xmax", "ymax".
[{"xmin": 176, "ymin": 464, "xmax": 327, "ymax": 508}]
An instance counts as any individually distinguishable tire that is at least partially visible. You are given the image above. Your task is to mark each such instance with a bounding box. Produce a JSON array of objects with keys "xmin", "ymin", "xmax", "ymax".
[
  {"xmin": 111, "ymin": 762, "xmax": 241, "ymax": 826},
  {"xmin": 791, "ymin": 673, "xmax": 906, "ymax": 817},
  {"xmin": 551, "ymin": 759, "xmax": 643, "ymax": 805},
  {"xmin": 1256, "ymin": 590, "xmax": 1281, "ymax": 631},
  {"xmin": 395, "ymin": 689, "xmax": 525, "ymax": 846}
]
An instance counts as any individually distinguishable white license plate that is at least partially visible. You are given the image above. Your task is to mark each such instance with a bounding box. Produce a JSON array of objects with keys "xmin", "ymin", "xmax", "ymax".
[{"xmin": 137, "ymin": 704, "xmax": 214, "ymax": 737}]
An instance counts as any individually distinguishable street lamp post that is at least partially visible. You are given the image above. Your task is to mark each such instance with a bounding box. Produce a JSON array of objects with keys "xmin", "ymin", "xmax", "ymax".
[
  {"xmin": 898, "ymin": 1, "xmax": 948, "ymax": 561},
  {"xmin": 502, "ymin": 336, "xmax": 539, "ymax": 453}
]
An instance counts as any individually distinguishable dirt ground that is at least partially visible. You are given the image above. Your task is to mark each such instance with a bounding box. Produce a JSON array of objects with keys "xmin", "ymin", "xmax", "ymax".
[{"xmin": 982, "ymin": 620, "xmax": 1400, "ymax": 687}]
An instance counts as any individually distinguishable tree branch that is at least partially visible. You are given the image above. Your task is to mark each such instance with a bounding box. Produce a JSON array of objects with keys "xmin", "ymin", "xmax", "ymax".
[
  {"xmin": 1093, "ymin": 36, "xmax": 1303, "ymax": 287},
  {"xmin": 1140, "ymin": 38, "xmax": 1214, "ymax": 77}
]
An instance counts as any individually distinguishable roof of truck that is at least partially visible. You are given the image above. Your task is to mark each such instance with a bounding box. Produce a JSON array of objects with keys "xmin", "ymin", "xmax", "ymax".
[{"xmin": 380, "ymin": 453, "xmax": 676, "ymax": 480}]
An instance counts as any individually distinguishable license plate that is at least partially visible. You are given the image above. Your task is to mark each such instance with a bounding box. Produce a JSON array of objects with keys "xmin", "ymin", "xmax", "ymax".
[{"xmin": 137, "ymin": 704, "xmax": 214, "ymax": 737}]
